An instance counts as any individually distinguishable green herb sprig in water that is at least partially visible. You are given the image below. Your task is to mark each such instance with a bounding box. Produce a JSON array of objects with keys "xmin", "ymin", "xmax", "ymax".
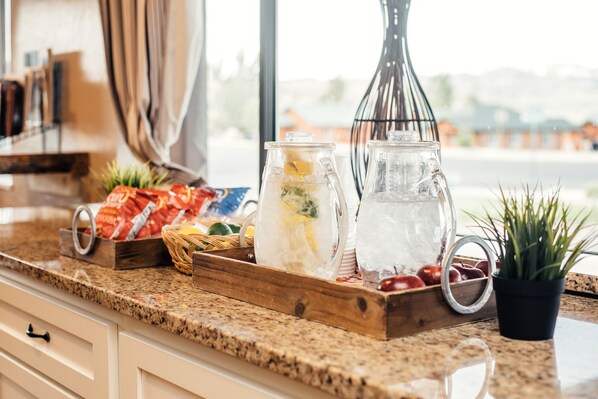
[
  {"xmin": 281, "ymin": 185, "xmax": 318, "ymax": 219},
  {"xmin": 467, "ymin": 184, "xmax": 596, "ymax": 281}
]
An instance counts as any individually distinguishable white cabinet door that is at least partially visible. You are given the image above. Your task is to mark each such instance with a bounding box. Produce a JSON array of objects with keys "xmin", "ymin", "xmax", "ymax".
[
  {"xmin": 0, "ymin": 276, "xmax": 117, "ymax": 399},
  {"xmin": 120, "ymin": 331, "xmax": 297, "ymax": 399},
  {"xmin": 0, "ymin": 350, "xmax": 80, "ymax": 399}
]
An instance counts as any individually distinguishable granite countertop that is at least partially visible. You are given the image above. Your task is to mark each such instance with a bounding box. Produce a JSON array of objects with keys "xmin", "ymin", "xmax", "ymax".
[{"xmin": 0, "ymin": 210, "xmax": 597, "ymax": 399}]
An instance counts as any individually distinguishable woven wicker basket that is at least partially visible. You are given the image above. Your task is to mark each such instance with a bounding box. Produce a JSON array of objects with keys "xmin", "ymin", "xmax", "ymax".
[{"xmin": 162, "ymin": 224, "xmax": 254, "ymax": 275}]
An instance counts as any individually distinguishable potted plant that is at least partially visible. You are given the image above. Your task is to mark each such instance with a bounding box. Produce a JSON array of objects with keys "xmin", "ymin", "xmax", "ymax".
[
  {"xmin": 92, "ymin": 161, "xmax": 169, "ymax": 197},
  {"xmin": 469, "ymin": 185, "xmax": 596, "ymax": 340}
]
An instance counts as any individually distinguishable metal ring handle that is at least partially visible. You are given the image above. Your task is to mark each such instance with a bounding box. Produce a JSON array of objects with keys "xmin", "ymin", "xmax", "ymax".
[
  {"xmin": 72, "ymin": 205, "xmax": 96, "ymax": 255},
  {"xmin": 441, "ymin": 235, "xmax": 496, "ymax": 314}
]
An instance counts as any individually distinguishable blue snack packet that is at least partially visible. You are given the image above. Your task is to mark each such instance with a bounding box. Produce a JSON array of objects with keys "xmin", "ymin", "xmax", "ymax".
[{"xmin": 205, "ymin": 187, "xmax": 250, "ymax": 216}]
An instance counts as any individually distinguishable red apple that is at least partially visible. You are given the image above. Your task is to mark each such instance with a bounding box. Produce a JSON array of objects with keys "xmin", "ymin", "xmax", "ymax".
[
  {"xmin": 377, "ymin": 275, "xmax": 425, "ymax": 292},
  {"xmin": 452, "ymin": 261, "xmax": 476, "ymax": 269},
  {"xmin": 474, "ymin": 260, "xmax": 500, "ymax": 277},
  {"xmin": 416, "ymin": 264, "xmax": 461, "ymax": 286},
  {"xmin": 452, "ymin": 263, "xmax": 485, "ymax": 280}
]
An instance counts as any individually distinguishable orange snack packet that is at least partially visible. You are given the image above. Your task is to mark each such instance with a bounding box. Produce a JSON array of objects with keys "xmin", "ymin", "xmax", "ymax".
[
  {"xmin": 136, "ymin": 185, "xmax": 216, "ymax": 238},
  {"xmin": 92, "ymin": 185, "xmax": 217, "ymax": 240},
  {"xmin": 93, "ymin": 186, "xmax": 155, "ymax": 240}
]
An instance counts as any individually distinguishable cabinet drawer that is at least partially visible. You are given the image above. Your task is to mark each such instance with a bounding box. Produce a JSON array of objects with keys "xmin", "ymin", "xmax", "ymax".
[
  {"xmin": 0, "ymin": 350, "xmax": 80, "ymax": 399},
  {"xmin": 0, "ymin": 277, "xmax": 117, "ymax": 399},
  {"xmin": 120, "ymin": 331, "xmax": 291, "ymax": 399}
]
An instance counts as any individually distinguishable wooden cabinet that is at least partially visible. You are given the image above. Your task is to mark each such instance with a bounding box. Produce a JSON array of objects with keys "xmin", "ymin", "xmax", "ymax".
[
  {"xmin": 0, "ymin": 344, "xmax": 80, "ymax": 399},
  {"xmin": 0, "ymin": 276, "xmax": 118, "ymax": 399},
  {"xmin": 118, "ymin": 321, "xmax": 335, "ymax": 399},
  {"xmin": 120, "ymin": 331, "xmax": 284, "ymax": 399},
  {"xmin": 0, "ymin": 271, "xmax": 333, "ymax": 399}
]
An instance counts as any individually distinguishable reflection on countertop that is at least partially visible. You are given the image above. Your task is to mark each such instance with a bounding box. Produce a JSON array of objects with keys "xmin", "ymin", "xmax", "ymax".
[
  {"xmin": 0, "ymin": 211, "xmax": 597, "ymax": 398},
  {"xmin": 0, "ymin": 206, "xmax": 73, "ymax": 224}
]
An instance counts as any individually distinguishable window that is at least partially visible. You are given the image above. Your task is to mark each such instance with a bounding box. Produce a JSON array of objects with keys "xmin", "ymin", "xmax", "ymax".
[
  {"xmin": 486, "ymin": 130, "xmax": 500, "ymax": 148},
  {"xmin": 205, "ymin": 0, "xmax": 260, "ymax": 196},
  {"xmin": 0, "ymin": 0, "xmax": 10, "ymax": 76},
  {"xmin": 509, "ymin": 132, "xmax": 523, "ymax": 149},
  {"xmin": 273, "ymin": 0, "xmax": 598, "ymax": 271},
  {"xmin": 274, "ymin": 3, "xmax": 596, "ymax": 187},
  {"xmin": 408, "ymin": 0, "xmax": 598, "ymax": 241},
  {"xmin": 277, "ymin": 0, "xmax": 379, "ymax": 160},
  {"xmin": 542, "ymin": 131, "xmax": 556, "ymax": 149}
]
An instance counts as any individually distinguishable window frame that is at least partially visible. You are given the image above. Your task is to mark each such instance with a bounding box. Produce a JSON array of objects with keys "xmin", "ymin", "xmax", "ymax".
[{"xmin": 258, "ymin": 0, "xmax": 277, "ymax": 187}]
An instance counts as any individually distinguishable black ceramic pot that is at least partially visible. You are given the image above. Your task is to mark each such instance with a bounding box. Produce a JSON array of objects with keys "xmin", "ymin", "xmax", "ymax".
[{"xmin": 492, "ymin": 274, "xmax": 566, "ymax": 341}]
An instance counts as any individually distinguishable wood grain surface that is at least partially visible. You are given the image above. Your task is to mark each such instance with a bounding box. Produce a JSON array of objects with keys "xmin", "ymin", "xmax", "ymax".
[
  {"xmin": 59, "ymin": 228, "xmax": 171, "ymax": 269},
  {"xmin": 193, "ymin": 248, "xmax": 497, "ymax": 339}
]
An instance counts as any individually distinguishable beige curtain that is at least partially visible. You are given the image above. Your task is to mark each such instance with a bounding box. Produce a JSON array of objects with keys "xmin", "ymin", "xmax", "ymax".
[{"xmin": 99, "ymin": 0, "xmax": 205, "ymax": 184}]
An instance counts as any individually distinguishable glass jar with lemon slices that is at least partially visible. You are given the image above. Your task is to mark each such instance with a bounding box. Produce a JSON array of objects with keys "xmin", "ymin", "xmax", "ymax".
[{"xmin": 246, "ymin": 137, "xmax": 348, "ymax": 280}]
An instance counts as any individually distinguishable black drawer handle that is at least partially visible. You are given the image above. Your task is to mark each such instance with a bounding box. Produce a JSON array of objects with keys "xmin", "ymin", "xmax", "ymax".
[{"xmin": 26, "ymin": 324, "xmax": 50, "ymax": 342}]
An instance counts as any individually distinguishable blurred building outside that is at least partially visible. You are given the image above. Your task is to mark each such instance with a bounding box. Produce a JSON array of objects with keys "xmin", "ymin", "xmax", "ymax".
[{"xmin": 278, "ymin": 101, "xmax": 598, "ymax": 151}]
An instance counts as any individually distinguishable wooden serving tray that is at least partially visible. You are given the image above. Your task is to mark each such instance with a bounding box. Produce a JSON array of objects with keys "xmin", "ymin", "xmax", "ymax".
[
  {"xmin": 59, "ymin": 228, "xmax": 172, "ymax": 269},
  {"xmin": 193, "ymin": 248, "xmax": 496, "ymax": 340}
]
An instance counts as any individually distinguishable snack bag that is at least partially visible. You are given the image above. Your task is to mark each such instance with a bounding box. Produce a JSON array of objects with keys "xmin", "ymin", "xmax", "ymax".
[
  {"xmin": 205, "ymin": 187, "xmax": 250, "ymax": 216},
  {"xmin": 170, "ymin": 184, "xmax": 216, "ymax": 218},
  {"xmin": 93, "ymin": 186, "xmax": 155, "ymax": 240},
  {"xmin": 137, "ymin": 185, "xmax": 216, "ymax": 237},
  {"xmin": 92, "ymin": 185, "xmax": 217, "ymax": 240},
  {"xmin": 134, "ymin": 189, "xmax": 172, "ymax": 239}
]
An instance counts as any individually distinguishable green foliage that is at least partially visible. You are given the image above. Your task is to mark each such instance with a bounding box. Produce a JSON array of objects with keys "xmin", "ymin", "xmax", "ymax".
[
  {"xmin": 456, "ymin": 129, "xmax": 473, "ymax": 147},
  {"xmin": 92, "ymin": 161, "xmax": 169, "ymax": 196},
  {"xmin": 429, "ymin": 74, "xmax": 454, "ymax": 108},
  {"xmin": 209, "ymin": 51, "xmax": 259, "ymax": 138},
  {"xmin": 467, "ymin": 185, "xmax": 596, "ymax": 281},
  {"xmin": 587, "ymin": 184, "xmax": 598, "ymax": 199},
  {"xmin": 320, "ymin": 76, "xmax": 346, "ymax": 103},
  {"xmin": 467, "ymin": 95, "xmax": 480, "ymax": 106}
]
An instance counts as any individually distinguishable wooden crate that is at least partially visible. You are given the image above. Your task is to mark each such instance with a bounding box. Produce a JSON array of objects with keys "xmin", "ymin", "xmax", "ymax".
[
  {"xmin": 192, "ymin": 248, "xmax": 496, "ymax": 340},
  {"xmin": 59, "ymin": 228, "xmax": 172, "ymax": 269}
]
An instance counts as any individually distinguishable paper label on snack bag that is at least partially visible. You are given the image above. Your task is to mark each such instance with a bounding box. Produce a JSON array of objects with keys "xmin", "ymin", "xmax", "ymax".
[
  {"xmin": 206, "ymin": 187, "xmax": 249, "ymax": 216},
  {"xmin": 126, "ymin": 202, "xmax": 155, "ymax": 240},
  {"xmin": 170, "ymin": 209, "xmax": 187, "ymax": 226}
]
